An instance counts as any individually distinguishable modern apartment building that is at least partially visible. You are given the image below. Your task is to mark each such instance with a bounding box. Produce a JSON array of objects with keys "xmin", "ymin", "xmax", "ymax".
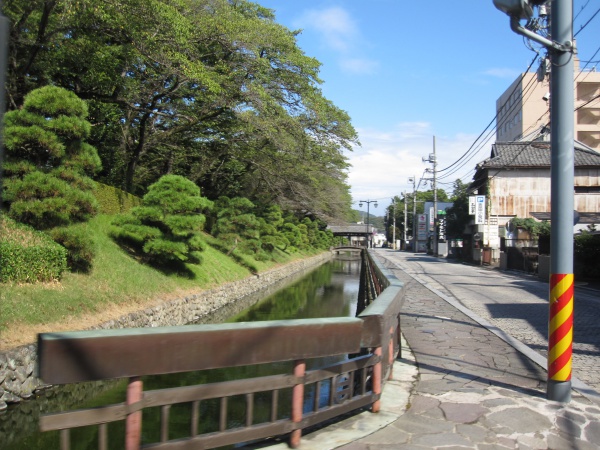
[{"xmin": 496, "ymin": 57, "xmax": 600, "ymax": 150}]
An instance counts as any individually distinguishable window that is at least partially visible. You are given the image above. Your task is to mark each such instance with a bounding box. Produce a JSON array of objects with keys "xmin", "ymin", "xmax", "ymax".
[{"xmin": 575, "ymin": 186, "xmax": 600, "ymax": 193}]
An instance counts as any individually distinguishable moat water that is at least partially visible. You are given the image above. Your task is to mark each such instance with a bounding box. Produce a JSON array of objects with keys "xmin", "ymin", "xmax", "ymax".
[{"xmin": 1, "ymin": 258, "xmax": 361, "ymax": 449}]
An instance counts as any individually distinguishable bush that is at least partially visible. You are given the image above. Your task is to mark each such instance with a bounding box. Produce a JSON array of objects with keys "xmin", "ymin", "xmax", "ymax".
[
  {"xmin": 3, "ymin": 86, "xmax": 101, "ymax": 232},
  {"xmin": 110, "ymin": 175, "xmax": 212, "ymax": 268},
  {"xmin": 48, "ymin": 225, "xmax": 97, "ymax": 273},
  {"xmin": 0, "ymin": 216, "xmax": 67, "ymax": 283}
]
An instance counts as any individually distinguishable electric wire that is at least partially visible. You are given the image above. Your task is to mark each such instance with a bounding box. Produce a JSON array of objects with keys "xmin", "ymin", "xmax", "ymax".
[
  {"xmin": 574, "ymin": 0, "xmax": 591, "ymax": 23},
  {"xmin": 436, "ymin": 56, "xmax": 539, "ymax": 178},
  {"xmin": 437, "ymin": 69, "xmax": 541, "ymax": 182},
  {"xmin": 574, "ymin": 5, "xmax": 600, "ymax": 37}
]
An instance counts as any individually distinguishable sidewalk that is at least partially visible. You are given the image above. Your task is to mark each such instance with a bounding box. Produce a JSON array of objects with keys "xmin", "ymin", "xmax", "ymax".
[{"xmin": 264, "ymin": 251, "xmax": 600, "ymax": 449}]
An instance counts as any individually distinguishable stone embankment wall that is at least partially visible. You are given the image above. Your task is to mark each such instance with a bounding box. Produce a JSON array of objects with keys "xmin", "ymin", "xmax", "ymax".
[{"xmin": 0, "ymin": 253, "xmax": 331, "ymax": 411}]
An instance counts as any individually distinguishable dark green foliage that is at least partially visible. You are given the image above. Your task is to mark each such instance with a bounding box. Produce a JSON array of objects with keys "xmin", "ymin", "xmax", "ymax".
[
  {"xmin": 110, "ymin": 175, "xmax": 212, "ymax": 268},
  {"xmin": 508, "ymin": 218, "xmax": 551, "ymax": 238},
  {"xmin": 281, "ymin": 222, "xmax": 304, "ymax": 253},
  {"xmin": 5, "ymin": 171, "xmax": 98, "ymax": 229},
  {"xmin": 0, "ymin": 216, "xmax": 67, "ymax": 283},
  {"xmin": 3, "ymin": 86, "xmax": 101, "ymax": 231},
  {"xmin": 574, "ymin": 232, "xmax": 600, "ymax": 279},
  {"xmin": 48, "ymin": 225, "xmax": 97, "ymax": 273},
  {"xmin": 446, "ymin": 180, "xmax": 471, "ymax": 239},
  {"xmin": 211, "ymin": 197, "xmax": 265, "ymax": 259}
]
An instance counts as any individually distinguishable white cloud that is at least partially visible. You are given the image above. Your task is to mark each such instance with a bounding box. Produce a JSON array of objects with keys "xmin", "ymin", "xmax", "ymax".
[
  {"xmin": 482, "ymin": 67, "xmax": 521, "ymax": 79},
  {"xmin": 346, "ymin": 124, "xmax": 482, "ymax": 209},
  {"xmin": 294, "ymin": 6, "xmax": 380, "ymax": 74},
  {"xmin": 339, "ymin": 58, "xmax": 380, "ymax": 75},
  {"xmin": 295, "ymin": 7, "xmax": 358, "ymax": 52}
]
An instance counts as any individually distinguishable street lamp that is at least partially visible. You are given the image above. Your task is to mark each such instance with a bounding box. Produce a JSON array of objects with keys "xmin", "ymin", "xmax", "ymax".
[
  {"xmin": 358, "ymin": 200, "xmax": 377, "ymax": 248},
  {"xmin": 493, "ymin": 0, "xmax": 575, "ymax": 403}
]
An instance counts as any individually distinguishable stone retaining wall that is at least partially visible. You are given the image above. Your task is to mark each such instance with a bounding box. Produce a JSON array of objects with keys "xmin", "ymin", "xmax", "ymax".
[{"xmin": 0, "ymin": 252, "xmax": 331, "ymax": 411}]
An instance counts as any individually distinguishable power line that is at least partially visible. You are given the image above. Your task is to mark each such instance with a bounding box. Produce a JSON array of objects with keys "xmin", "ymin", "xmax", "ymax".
[
  {"xmin": 438, "ymin": 71, "xmax": 541, "ymax": 182},
  {"xmin": 436, "ymin": 55, "xmax": 539, "ymax": 177},
  {"xmin": 574, "ymin": 5, "xmax": 600, "ymax": 37}
]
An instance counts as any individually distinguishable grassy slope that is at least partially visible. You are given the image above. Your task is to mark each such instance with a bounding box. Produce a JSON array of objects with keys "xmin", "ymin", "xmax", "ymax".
[{"xmin": 0, "ymin": 214, "xmax": 312, "ymax": 344}]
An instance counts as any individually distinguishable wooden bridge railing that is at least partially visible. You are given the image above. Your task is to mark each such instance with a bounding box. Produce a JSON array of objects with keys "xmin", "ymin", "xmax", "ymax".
[{"xmin": 37, "ymin": 250, "xmax": 405, "ymax": 449}]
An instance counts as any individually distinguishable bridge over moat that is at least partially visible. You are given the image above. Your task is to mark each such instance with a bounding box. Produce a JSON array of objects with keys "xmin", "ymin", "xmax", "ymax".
[{"xmin": 327, "ymin": 224, "xmax": 375, "ymax": 247}]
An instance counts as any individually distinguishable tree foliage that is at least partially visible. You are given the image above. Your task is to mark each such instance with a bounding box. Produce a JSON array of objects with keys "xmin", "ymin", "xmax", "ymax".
[
  {"xmin": 4, "ymin": 0, "xmax": 357, "ymax": 221},
  {"xmin": 3, "ymin": 86, "xmax": 101, "ymax": 229},
  {"xmin": 508, "ymin": 217, "xmax": 551, "ymax": 238},
  {"xmin": 110, "ymin": 175, "xmax": 213, "ymax": 268},
  {"xmin": 446, "ymin": 180, "xmax": 471, "ymax": 239}
]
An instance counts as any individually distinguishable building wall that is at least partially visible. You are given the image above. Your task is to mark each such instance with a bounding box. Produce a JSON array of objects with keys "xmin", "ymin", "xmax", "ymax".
[
  {"xmin": 490, "ymin": 168, "xmax": 600, "ymax": 219},
  {"xmin": 496, "ymin": 60, "xmax": 600, "ymax": 149},
  {"xmin": 496, "ymin": 73, "xmax": 549, "ymax": 142}
]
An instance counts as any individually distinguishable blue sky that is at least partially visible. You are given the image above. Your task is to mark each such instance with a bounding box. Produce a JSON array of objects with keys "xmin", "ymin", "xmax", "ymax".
[{"xmin": 257, "ymin": 1, "xmax": 600, "ymax": 212}]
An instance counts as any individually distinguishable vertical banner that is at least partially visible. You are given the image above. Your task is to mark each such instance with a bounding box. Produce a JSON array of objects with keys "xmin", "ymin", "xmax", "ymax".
[
  {"xmin": 417, "ymin": 214, "xmax": 427, "ymax": 240},
  {"xmin": 548, "ymin": 273, "xmax": 574, "ymax": 382},
  {"xmin": 475, "ymin": 195, "xmax": 486, "ymax": 225},
  {"xmin": 428, "ymin": 207, "xmax": 434, "ymax": 230},
  {"xmin": 469, "ymin": 196, "xmax": 476, "ymax": 215}
]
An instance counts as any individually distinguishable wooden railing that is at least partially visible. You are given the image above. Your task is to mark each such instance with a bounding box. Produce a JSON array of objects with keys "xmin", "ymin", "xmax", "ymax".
[{"xmin": 37, "ymin": 250, "xmax": 405, "ymax": 449}]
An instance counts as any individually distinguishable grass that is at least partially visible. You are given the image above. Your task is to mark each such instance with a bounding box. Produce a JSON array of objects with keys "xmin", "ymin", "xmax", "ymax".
[{"xmin": 0, "ymin": 214, "xmax": 314, "ymax": 343}]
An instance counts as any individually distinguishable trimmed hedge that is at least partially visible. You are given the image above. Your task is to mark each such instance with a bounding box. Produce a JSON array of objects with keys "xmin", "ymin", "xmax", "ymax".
[
  {"xmin": 0, "ymin": 216, "xmax": 67, "ymax": 283},
  {"xmin": 48, "ymin": 224, "xmax": 96, "ymax": 273},
  {"xmin": 94, "ymin": 182, "xmax": 142, "ymax": 215}
]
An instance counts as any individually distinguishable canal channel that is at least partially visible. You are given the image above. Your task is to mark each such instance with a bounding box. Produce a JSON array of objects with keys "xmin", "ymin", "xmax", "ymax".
[{"xmin": 1, "ymin": 257, "xmax": 361, "ymax": 449}]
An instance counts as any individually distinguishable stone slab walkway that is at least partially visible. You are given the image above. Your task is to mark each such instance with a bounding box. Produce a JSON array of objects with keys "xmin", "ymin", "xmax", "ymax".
[{"xmin": 264, "ymin": 251, "xmax": 600, "ymax": 449}]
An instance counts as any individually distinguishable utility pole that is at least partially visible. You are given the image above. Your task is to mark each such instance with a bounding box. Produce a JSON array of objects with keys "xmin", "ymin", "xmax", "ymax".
[
  {"xmin": 493, "ymin": 0, "xmax": 575, "ymax": 403},
  {"xmin": 423, "ymin": 138, "xmax": 437, "ymax": 255},
  {"xmin": 0, "ymin": 0, "xmax": 9, "ymax": 210},
  {"xmin": 433, "ymin": 137, "xmax": 437, "ymax": 255},
  {"xmin": 408, "ymin": 177, "xmax": 416, "ymax": 251},
  {"xmin": 392, "ymin": 199, "xmax": 396, "ymax": 250},
  {"xmin": 403, "ymin": 193, "xmax": 408, "ymax": 248},
  {"xmin": 548, "ymin": 0, "xmax": 575, "ymax": 404}
]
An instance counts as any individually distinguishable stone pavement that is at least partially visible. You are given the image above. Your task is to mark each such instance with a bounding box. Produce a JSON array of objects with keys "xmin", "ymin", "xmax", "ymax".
[{"xmin": 263, "ymin": 251, "xmax": 600, "ymax": 449}]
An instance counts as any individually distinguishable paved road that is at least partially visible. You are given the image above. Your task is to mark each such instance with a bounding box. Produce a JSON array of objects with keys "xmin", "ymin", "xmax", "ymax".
[{"xmin": 372, "ymin": 249, "xmax": 600, "ymax": 393}]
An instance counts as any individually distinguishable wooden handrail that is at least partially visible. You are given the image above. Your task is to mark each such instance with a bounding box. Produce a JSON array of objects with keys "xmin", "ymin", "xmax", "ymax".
[{"xmin": 37, "ymin": 250, "xmax": 405, "ymax": 450}]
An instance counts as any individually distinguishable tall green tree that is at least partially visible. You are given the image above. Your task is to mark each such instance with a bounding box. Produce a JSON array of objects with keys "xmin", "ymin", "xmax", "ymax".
[{"xmin": 4, "ymin": 0, "xmax": 358, "ymax": 221}]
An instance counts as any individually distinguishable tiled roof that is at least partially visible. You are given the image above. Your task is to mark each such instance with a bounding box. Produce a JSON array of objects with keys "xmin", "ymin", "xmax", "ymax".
[{"xmin": 478, "ymin": 141, "xmax": 600, "ymax": 169}]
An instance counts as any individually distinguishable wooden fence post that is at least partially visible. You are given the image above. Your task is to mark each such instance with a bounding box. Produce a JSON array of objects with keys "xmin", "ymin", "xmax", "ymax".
[
  {"xmin": 290, "ymin": 359, "xmax": 306, "ymax": 448},
  {"xmin": 371, "ymin": 347, "xmax": 382, "ymax": 413},
  {"xmin": 126, "ymin": 377, "xmax": 143, "ymax": 450}
]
